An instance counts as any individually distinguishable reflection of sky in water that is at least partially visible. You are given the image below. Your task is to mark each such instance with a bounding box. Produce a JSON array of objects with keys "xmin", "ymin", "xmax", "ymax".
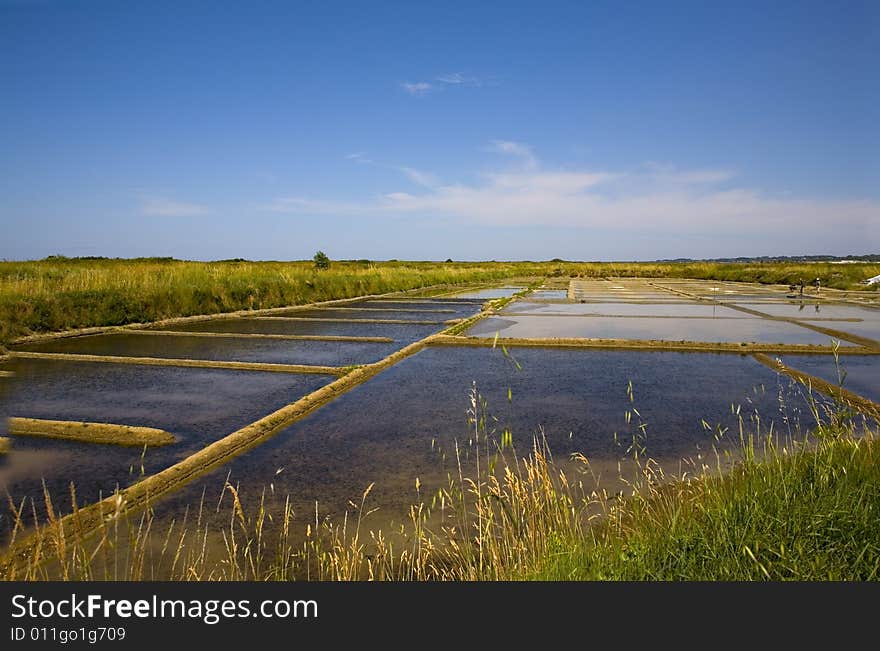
[
  {"xmin": 470, "ymin": 314, "xmax": 854, "ymax": 346},
  {"xmin": 17, "ymin": 332, "xmax": 400, "ymax": 366},
  {"xmin": 779, "ymin": 355, "xmax": 880, "ymax": 404},
  {"xmin": 155, "ymin": 318, "xmax": 442, "ymax": 342},
  {"xmin": 152, "ymin": 347, "xmax": 797, "ymax": 533},
  {"xmin": 448, "ymin": 287, "xmax": 523, "ymax": 298},
  {"xmin": 503, "ymin": 301, "xmax": 748, "ymax": 318},
  {"xmin": 0, "ymin": 359, "xmax": 332, "ymax": 538},
  {"xmin": 731, "ymin": 303, "xmax": 880, "ymax": 342}
]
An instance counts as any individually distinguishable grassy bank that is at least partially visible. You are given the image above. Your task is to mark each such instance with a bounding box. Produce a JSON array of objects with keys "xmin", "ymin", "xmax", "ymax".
[
  {"xmin": 1, "ymin": 257, "xmax": 877, "ymax": 346},
  {"xmin": 4, "ymin": 386, "xmax": 877, "ymax": 581},
  {"xmin": 0, "ymin": 258, "xmax": 520, "ymax": 346},
  {"xmin": 533, "ymin": 430, "xmax": 880, "ymax": 580},
  {"xmin": 572, "ymin": 260, "xmax": 880, "ymax": 289}
]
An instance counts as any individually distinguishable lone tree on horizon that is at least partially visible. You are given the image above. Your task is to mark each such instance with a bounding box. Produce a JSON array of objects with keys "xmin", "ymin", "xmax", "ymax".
[{"xmin": 313, "ymin": 250, "xmax": 330, "ymax": 270}]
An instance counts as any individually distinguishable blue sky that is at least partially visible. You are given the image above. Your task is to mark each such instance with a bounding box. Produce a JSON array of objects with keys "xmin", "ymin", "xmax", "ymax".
[{"xmin": 1, "ymin": 0, "xmax": 877, "ymax": 261}]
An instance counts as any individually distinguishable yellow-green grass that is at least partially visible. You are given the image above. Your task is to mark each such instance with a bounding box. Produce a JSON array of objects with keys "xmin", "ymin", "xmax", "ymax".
[
  {"xmin": 528, "ymin": 433, "xmax": 880, "ymax": 580},
  {"xmin": 2, "ymin": 258, "xmax": 877, "ymax": 345},
  {"xmin": 0, "ymin": 259, "xmax": 517, "ymax": 345},
  {"xmin": 0, "ymin": 437, "xmax": 10, "ymax": 454},
  {"xmin": 7, "ymin": 417, "xmax": 175, "ymax": 447}
]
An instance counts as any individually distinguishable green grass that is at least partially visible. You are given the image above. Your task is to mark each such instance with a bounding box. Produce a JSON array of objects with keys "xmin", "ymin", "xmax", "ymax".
[
  {"xmin": 573, "ymin": 260, "xmax": 880, "ymax": 289},
  {"xmin": 531, "ymin": 431, "xmax": 880, "ymax": 580},
  {"xmin": 2, "ymin": 257, "xmax": 876, "ymax": 347}
]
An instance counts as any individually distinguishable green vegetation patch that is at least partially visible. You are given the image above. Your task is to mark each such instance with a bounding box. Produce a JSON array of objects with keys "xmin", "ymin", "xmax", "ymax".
[{"xmin": 534, "ymin": 434, "xmax": 880, "ymax": 580}]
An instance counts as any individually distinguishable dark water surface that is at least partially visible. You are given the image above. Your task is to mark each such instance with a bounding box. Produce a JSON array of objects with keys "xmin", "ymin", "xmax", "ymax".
[
  {"xmin": 502, "ymin": 301, "xmax": 747, "ymax": 318},
  {"xmin": 153, "ymin": 318, "xmax": 442, "ymax": 342},
  {"xmin": 151, "ymin": 347, "xmax": 806, "ymax": 532},
  {"xmin": 0, "ymin": 359, "xmax": 333, "ymax": 537},
  {"xmin": 16, "ymin": 333, "xmax": 400, "ymax": 366},
  {"xmin": 778, "ymin": 354, "xmax": 880, "ymax": 404}
]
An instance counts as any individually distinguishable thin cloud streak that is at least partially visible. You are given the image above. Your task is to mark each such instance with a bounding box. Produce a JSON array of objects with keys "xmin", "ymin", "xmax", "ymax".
[
  {"xmin": 435, "ymin": 72, "xmax": 482, "ymax": 86},
  {"xmin": 344, "ymin": 152, "xmax": 438, "ymax": 187},
  {"xmin": 401, "ymin": 73, "xmax": 486, "ymax": 96},
  {"xmin": 401, "ymin": 81, "xmax": 432, "ymax": 95},
  {"xmin": 487, "ymin": 139, "xmax": 538, "ymax": 170},
  {"xmin": 399, "ymin": 166, "xmax": 439, "ymax": 187}
]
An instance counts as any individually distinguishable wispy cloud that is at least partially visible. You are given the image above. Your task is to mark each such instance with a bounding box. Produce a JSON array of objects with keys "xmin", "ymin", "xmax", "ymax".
[
  {"xmin": 398, "ymin": 166, "xmax": 439, "ymax": 187},
  {"xmin": 435, "ymin": 72, "xmax": 482, "ymax": 86},
  {"xmin": 641, "ymin": 162, "xmax": 735, "ymax": 185},
  {"xmin": 487, "ymin": 139, "xmax": 538, "ymax": 170},
  {"xmin": 346, "ymin": 152, "xmax": 375, "ymax": 164},
  {"xmin": 140, "ymin": 196, "xmax": 209, "ymax": 217},
  {"xmin": 401, "ymin": 73, "xmax": 486, "ymax": 96},
  {"xmin": 344, "ymin": 152, "xmax": 438, "ymax": 187},
  {"xmin": 263, "ymin": 142, "xmax": 877, "ymax": 245},
  {"xmin": 401, "ymin": 81, "xmax": 432, "ymax": 96}
]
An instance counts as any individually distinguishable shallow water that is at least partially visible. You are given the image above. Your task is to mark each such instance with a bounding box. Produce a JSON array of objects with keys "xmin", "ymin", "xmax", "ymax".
[
  {"xmin": 0, "ymin": 368, "xmax": 11, "ymax": 438},
  {"xmin": 267, "ymin": 308, "xmax": 450, "ymax": 322},
  {"xmin": 329, "ymin": 299, "xmax": 482, "ymax": 313},
  {"xmin": 502, "ymin": 301, "xmax": 749, "ymax": 318},
  {"xmin": 569, "ymin": 291, "xmax": 681, "ymax": 302},
  {"xmin": 0, "ymin": 360, "xmax": 333, "ymax": 537},
  {"xmin": 5, "ymin": 278, "xmax": 867, "ymax": 552},
  {"xmin": 16, "ymin": 333, "xmax": 400, "ymax": 367},
  {"xmin": 712, "ymin": 292, "xmax": 803, "ymax": 301},
  {"xmin": 562, "ymin": 296, "xmax": 695, "ymax": 303},
  {"xmin": 153, "ymin": 318, "xmax": 441, "ymax": 342},
  {"xmin": 529, "ymin": 289, "xmax": 569, "ymax": 299},
  {"xmin": 778, "ymin": 354, "xmax": 880, "ymax": 404},
  {"xmin": 468, "ymin": 314, "xmax": 852, "ymax": 345},
  {"xmin": 732, "ymin": 303, "xmax": 880, "ymax": 342},
  {"xmin": 150, "ymin": 346, "xmax": 802, "ymax": 533},
  {"xmin": 447, "ymin": 287, "xmax": 523, "ymax": 299},
  {"xmin": 655, "ymin": 281, "xmax": 787, "ymax": 296}
]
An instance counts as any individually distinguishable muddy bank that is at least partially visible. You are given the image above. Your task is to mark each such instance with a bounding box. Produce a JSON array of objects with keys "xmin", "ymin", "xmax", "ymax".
[
  {"xmin": 9, "ymin": 351, "xmax": 347, "ymax": 375},
  {"xmin": 8, "ymin": 417, "xmax": 175, "ymax": 447},
  {"xmin": 431, "ymin": 334, "xmax": 875, "ymax": 355},
  {"xmin": 126, "ymin": 329, "xmax": 394, "ymax": 343}
]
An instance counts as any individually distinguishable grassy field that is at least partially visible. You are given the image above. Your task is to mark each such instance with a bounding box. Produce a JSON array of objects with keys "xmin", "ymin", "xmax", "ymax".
[
  {"xmin": 4, "ymin": 384, "xmax": 877, "ymax": 581},
  {"xmin": 1, "ymin": 257, "xmax": 877, "ymax": 347},
  {"xmin": 0, "ymin": 258, "xmax": 517, "ymax": 346}
]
